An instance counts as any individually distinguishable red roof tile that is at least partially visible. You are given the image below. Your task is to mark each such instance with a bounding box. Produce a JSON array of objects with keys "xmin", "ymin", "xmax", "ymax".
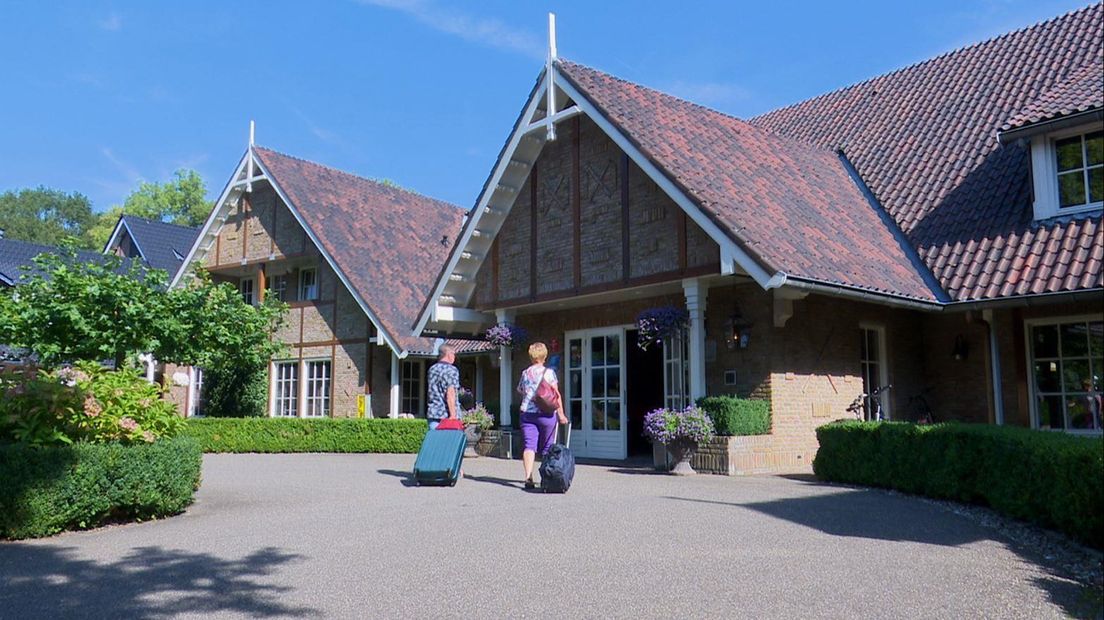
[
  {"xmin": 752, "ymin": 4, "xmax": 1103, "ymax": 301},
  {"xmin": 1002, "ymin": 56, "xmax": 1104, "ymax": 133},
  {"xmin": 558, "ymin": 60, "xmax": 942, "ymax": 302},
  {"xmin": 253, "ymin": 147, "xmax": 465, "ymax": 353}
]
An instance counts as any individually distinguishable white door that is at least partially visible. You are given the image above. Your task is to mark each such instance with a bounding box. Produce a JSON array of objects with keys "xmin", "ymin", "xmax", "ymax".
[
  {"xmin": 565, "ymin": 328, "xmax": 626, "ymax": 460},
  {"xmin": 663, "ymin": 331, "xmax": 690, "ymax": 409}
]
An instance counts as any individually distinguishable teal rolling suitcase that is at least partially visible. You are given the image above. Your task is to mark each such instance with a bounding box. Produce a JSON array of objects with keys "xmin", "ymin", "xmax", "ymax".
[{"xmin": 413, "ymin": 429, "xmax": 465, "ymax": 486}]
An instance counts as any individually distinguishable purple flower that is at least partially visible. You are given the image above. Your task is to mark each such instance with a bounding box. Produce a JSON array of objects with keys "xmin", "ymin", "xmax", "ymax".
[
  {"xmin": 484, "ymin": 323, "xmax": 528, "ymax": 347},
  {"xmin": 635, "ymin": 306, "xmax": 688, "ymax": 350},
  {"xmin": 643, "ymin": 406, "xmax": 715, "ymax": 445}
]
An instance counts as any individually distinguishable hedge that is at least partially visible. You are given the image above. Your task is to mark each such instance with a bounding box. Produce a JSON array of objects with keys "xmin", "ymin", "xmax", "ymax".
[
  {"xmin": 182, "ymin": 418, "xmax": 428, "ymax": 453},
  {"xmin": 0, "ymin": 437, "xmax": 202, "ymax": 540},
  {"xmin": 696, "ymin": 396, "xmax": 771, "ymax": 436},
  {"xmin": 813, "ymin": 421, "xmax": 1104, "ymax": 549}
]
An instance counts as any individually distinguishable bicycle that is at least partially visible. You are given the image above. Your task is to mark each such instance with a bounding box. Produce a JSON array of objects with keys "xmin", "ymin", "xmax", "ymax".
[
  {"xmin": 847, "ymin": 385, "xmax": 892, "ymax": 421},
  {"xmin": 907, "ymin": 391, "xmax": 935, "ymax": 424}
]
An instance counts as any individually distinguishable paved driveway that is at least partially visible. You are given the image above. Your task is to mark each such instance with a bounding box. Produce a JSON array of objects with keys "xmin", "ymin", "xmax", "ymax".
[{"xmin": 0, "ymin": 454, "xmax": 1093, "ymax": 619}]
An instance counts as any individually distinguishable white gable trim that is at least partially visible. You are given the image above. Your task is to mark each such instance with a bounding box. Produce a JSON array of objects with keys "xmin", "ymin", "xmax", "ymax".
[
  {"xmin": 103, "ymin": 217, "xmax": 147, "ymax": 261},
  {"xmin": 171, "ymin": 148, "xmax": 408, "ymax": 358},
  {"xmin": 414, "ymin": 65, "xmax": 774, "ymax": 336}
]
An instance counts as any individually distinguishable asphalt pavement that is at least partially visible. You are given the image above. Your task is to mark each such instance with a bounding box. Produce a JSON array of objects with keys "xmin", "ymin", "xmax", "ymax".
[{"xmin": 0, "ymin": 453, "xmax": 1093, "ymax": 619}]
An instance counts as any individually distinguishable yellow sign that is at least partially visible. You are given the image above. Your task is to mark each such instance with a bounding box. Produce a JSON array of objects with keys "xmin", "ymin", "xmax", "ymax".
[{"xmin": 356, "ymin": 394, "xmax": 366, "ymax": 419}]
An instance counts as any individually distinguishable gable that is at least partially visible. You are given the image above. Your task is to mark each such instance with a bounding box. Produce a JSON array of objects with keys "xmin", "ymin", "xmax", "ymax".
[
  {"xmin": 205, "ymin": 182, "xmax": 312, "ymax": 269},
  {"xmin": 470, "ymin": 115, "xmax": 720, "ymax": 309}
]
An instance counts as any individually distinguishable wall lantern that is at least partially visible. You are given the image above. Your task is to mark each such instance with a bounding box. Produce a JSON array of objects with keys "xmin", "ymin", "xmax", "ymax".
[
  {"xmin": 952, "ymin": 334, "xmax": 969, "ymax": 361},
  {"xmin": 724, "ymin": 309, "xmax": 753, "ymax": 350}
]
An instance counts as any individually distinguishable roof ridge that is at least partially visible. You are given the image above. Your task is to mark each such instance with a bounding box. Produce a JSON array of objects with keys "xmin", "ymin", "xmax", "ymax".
[
  {"xmin": 253, "ymin": 145, "xmax": 465, "ymax": 212},
  {"xmin": 121, "ymin": 214, "xmax": 200, "ymax": 231},
  {"xmin": 751, "ymin": 2, "xmax": 1100, "ymax": 122}
]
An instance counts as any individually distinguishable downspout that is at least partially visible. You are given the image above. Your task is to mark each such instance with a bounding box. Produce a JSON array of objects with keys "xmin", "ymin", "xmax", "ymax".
[{"xmin": 979, "ymin": 309, "xmax": 1005, "ymax": 425}]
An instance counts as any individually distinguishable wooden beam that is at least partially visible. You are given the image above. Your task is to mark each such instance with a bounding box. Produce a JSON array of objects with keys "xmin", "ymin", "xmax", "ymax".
[
  {"xmin": 529, "ymin": 164, "xmax": 538, "ymax": 301},
  {"xmin": 572, "ymin": 116, "xmax": 581, "ymax": 292},
  {"xmin": 257, "ymin": 264, "xmax": 266, "ymax": 304},
  {"xmin": 621, "ymin": 153, "xmax": 630, "ymax": 283},
  {"xmin": 242, "ymin": 195, "xmax": 250, "ymax": 260},
  {"xmin": 678, "ymin": 211, "xmax": 688, "ymax": 273},
  {"xmin": 491, "ymin": 236, "xmax": 500, "ymax": 304},
  {"xmin": 523, "ymin": 105, "xmax": 583, "ymax": 136}
]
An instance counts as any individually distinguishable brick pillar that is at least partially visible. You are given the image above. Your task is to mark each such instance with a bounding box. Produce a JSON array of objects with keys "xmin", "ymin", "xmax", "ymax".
[
  {"xmin": 683, "ymin": 278, "xmax": 709, "ymax": 401},
  {"xmin": 497, "ymin": 308, "xmax": 515, "ymax": 426}
]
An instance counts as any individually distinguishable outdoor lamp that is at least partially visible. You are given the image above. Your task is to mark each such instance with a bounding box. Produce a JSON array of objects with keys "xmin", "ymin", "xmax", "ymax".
[{"xmin": 724, "ymin": 312, "xmax": 753, "ymax": 350}]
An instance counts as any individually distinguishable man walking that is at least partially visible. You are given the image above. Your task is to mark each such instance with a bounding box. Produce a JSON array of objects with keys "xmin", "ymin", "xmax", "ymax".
[{"xmin": 426, "ymin": 344, "xmax": 460, "ymax": 430}]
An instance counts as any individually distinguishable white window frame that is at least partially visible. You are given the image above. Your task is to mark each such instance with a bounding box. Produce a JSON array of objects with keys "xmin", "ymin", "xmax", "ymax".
[
  {"xmin": 240, "ymin": 277, "xmax": 256, "ymax": 306},
  {"xmin": 268, "ymin": 273, "xmax": 289, "ymax": 302},
  {"xmin": 187, "ymin": 367, "xmax": 205, "ymax": 417},
  {"xmin": 302, "ymin": 359, "xmax": 331, "ymax": 418},
  {"xmin": 400, "ymin": 359, "xmax": 425, "ymax": 416},
  {"xmin": 298, "ymin": 267, "xmax": 319, "ymax": 301},
  {"xmin": 271, "ymin": 360, "xmax": 300, "ymax": 417},
  {"xmin": 859, "ymin": 323, "xmax": 890, "ymax": 420},
  {"xmin": 1030, "ymin": 125, "xmax": 1104, "ymax": 220},
  {"xmin": 1023, "ymin": 314, "xmax": 1104, "ymax": 435}
]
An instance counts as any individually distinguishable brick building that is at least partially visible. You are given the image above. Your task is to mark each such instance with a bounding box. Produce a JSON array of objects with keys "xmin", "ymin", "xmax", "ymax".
[
  {"xmin": 418, "ymin": 6, "xmax": 1103, "ymax": 465},
  {"xmin": 171, "ymin": 147, "xmax": 493, "ymax": 419}
]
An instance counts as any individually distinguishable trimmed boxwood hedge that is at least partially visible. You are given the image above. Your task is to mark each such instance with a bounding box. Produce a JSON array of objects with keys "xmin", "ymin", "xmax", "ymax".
[
  {"xmin": 696, "ymin": 396, "xmax": 771, "ymax": 436},
  {"xmin": 0, "ymin": 437, "xmax": 202, "ymax": 540},
  {"xmin": 182, "ymin": 418, "xmax": 428, "ymax": 453},
  {"xmin": 813, "ymin": 421, "xmax": 1104, "ymax": 549}
]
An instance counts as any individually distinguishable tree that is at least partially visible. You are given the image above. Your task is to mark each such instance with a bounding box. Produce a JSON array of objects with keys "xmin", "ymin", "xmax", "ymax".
[
  {"xmin": 0, "ymin": 242, "xmax": 286, "ymax": 372},
  {"xmin": 84, "ymin": 169, "xmax": 213, "ymax": 249},
  {"xmin": 0, "ymin": 187, "xmax": 94, "ymax": 246}
]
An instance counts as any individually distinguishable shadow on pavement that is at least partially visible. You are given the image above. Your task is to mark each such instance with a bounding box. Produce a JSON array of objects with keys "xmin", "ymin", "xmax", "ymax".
[
  {"xmin": 0, "ymin": 544, "xmax": 316, "ymax": 619},
  {"xmin": 377, "ymin": 468, "xmax": 419, "ymax": 487},
  {"xmin": 1032, "ymin": 576, "xmax": 1103, "ymax": 620}
]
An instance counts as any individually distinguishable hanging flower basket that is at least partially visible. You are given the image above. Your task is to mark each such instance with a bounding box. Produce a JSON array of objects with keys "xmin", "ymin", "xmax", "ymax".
[
  {"xmin": 643, "ymin": 406, "xmax": 715, "ymax": 475},
  {"xmin": 635, "ymin": 306, "xmax": 688, "ymax": 350},
  {"xmin": 484, "ymin": 323, "xmax": 528, "ymax": 348}
]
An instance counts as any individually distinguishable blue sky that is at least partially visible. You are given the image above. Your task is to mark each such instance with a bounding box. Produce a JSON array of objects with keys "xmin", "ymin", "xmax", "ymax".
[{"xmin": 0, "ymin": 0, "xmax": 1091, "ymax": 212}]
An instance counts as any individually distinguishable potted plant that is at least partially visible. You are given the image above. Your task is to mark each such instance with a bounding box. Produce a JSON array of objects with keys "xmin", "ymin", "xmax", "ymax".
[
  {"xmin": 460, "ymin": 403, "xmax": 494, "ymax": 457},
  {"xmin": 484, "ymin": 323, "xmax": 528, "ymax": 348},
  {"xmin": 634, "ymin": 306, "xmax": 688, "ymax": 350},
  {"xmin": 643, "ymin": 405, "xmax": 715, "ymax": 475}
]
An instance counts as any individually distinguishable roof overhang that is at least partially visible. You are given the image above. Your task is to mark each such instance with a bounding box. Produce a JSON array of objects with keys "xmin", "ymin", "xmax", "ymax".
[
  {"xmin": 414, "ymin": 63, "xmax": 771, "ymax": 336},
  {"xmin": 102, "ymin": 216, "xmax": 146, "ymax": 259},
  {"xmin": 171, "ymin": 147, "xmax": 411, "ymax": 358},
  {"xmin": 998, "ymin": 108, "xmax": 1104, "ymax": 144}
]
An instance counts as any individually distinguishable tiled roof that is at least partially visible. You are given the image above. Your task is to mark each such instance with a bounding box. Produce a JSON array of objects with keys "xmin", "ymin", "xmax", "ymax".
[
  {"xmin": 115, "ymin": 216, "xmax": 200, "ymax": 280},
  {"xmin": 752, "ymin": 4, "xmax": 1103, "ymax": 301},
  {"xmin": 253, "ymin": 147, "xmax": 466, "ymax": 354},
  {"xmin": 1002, "ymin": 55, "xmax": 1104, "ymax": 134},
  {"xmin": 0, "ymin": 238, "xmax": 106, "ymax": 286},
  {"xmin": 405, "ymin": 338, "xmax": 497, "ymax": 358},
  {"xmin": 558, "ymin": 60, "xmax": 943, "ymax": 302}
]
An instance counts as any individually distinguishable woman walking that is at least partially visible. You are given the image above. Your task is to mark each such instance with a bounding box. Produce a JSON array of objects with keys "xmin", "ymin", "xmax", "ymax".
[{"xmin": 516, "ymin": 342, "xmax": 568, "ymax": 489}]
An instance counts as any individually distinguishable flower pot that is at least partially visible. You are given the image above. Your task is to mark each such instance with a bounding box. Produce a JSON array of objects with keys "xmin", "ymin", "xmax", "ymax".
[
  {"xmin": 463, "ymin": 425, "xmax": 483, "ymax": 458},
  {"xmin": 666, "ymin": 439, "xmax": 699, "ymax": 475}
]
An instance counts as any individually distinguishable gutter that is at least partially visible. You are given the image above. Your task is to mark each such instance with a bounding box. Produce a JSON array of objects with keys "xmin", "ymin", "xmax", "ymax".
[
  {"xmin": 766, "ymin": 272, "xmax": 944, "ymax": 311},
  {"xmin": 944, "ymin": 288, "xmax": 1104, "ymax": 311},
  {"xmin": 998, "ymin": 108, "xmax": 1104, "ymax": 145}
]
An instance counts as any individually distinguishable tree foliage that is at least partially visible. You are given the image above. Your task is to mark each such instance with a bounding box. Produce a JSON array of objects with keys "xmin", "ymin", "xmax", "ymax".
[
  {"xmin": 84, "ymin": 169, "xmax": 213, "ymax": 249},
  {"xmin": 0, "ymin": 187, "xmax": 94, "ymax": 246},
  {"xmin": 0, "ymin": 242, "xmax": 286, "ymax": 372}
]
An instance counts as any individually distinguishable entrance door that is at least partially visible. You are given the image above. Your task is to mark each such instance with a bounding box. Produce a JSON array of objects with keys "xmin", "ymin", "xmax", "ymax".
[{"xmin": 565, "ymin": 328, "xmax": 626, "ymax": 460}]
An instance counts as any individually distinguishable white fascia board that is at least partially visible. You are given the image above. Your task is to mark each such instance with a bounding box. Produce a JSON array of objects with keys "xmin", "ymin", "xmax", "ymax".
[
  {"xmin": 250, "ymin": 154, "xmax": 405, "ymax": 358},
  {"xmin": 169, "ymin": 150, "xmax": 251, "ymax": 289},
  {"xmin": 553, "ymin": 70, "xmax": 774, "ymax": 288},
  {"xmin": 412, "ymin": 76, "xmax": 551, "ymax": 337},
  {"xmin": 433, "ymin": 303, "xmax": 495, "ymax": 325},
  {"xmin": 102, "ymin": 216, "xmax": 142, "ymax": 259}
]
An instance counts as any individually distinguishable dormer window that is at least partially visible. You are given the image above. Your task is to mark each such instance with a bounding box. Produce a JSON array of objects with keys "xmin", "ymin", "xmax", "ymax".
[
  {"xmin": 1030, "ymin": 127, "xmax": 1104, "ymax": 220},
  {"xmin": 1055, "ymin": 130, "xmax": 1102, "ymax": 209}
]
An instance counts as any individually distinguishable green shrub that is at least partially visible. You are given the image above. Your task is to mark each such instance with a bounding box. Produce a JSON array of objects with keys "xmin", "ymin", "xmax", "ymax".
[
  {"xmin": 0, "ymin": 362, "xmax": 183, "ymax": 446},
  {"xmin": 202, "ymin": 362, "xmax": 268, "ymax": 417},
  {"xmin": 813, "ymin": 421, "xmax": 1104, "ymax": 549},
  {"xmin": 182, "ymin": 418, "xmax": 428, "ymax": 453},
  {"xmin": 696, "ymin": 396, "xmax": 771, "ymax": 436},
  {"xmin": 0, "ymin": 437, "xmax": 202, "ymax": 539}
]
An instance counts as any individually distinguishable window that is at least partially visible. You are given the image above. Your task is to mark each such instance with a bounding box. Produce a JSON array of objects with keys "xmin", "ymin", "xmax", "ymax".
[
  {"xmin": 239, "ymin": 278, "xmax": 255, "ymax": 305},
  {"xmin": 188, "ymin": 368, "xmax": 205, "ymax": 417},
  {"xmin": 273, "ymin": 361, "xmax": 299, "ymax": 417},
  {"xmin": 859, "ymin": 325, "xmax": 890, "ymax": 420},
  {"xmin": 1028, "ymin": 318, "xmax": 1103, "ymax": 432},
  {"xmin": 1055, "ymin": 131, "xmax": 1103, "ymax": 209},
  {"xmin": 1031, "ymin": 128, "xmax": 1104, "ymax": 220},
  {"xmin": 298, "ymin": 268, "xmax": 318, "ymax": 301},
  {"xmin": 401, "ymin": 360, "xmax": 424, "ymax": 416},
  {"xmin": 303, "ymin": 360, "xmax": 331, "ymax": 417},
  {"xmin": 267, "ymin": 274, "xmax": 289, "ymax": 301}
]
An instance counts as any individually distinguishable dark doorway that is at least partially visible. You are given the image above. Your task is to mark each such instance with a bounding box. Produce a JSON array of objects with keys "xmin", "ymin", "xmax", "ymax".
[{"xmin": 626, "ymin": 329, "xmax": 664, "ymax": 456}]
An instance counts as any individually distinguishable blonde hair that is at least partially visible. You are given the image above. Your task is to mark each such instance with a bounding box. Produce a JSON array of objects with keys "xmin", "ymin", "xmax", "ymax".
[{"xmin": 528, "ymin": 342, "xmax": 548, "ymax": 363}]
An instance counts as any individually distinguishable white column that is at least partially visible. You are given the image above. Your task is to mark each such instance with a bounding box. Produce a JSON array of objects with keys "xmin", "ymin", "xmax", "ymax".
[
  {"xmin": 389, "ymin": 352, "xmax": 401, "ymax": 419},
  {"xmin": 497, "ymin": 309, "xmax": 516, "ymax": 426},
  {"xmin": 683, "ymin": 278, "xmax": 709, "ymax": 401},
  {"xmin": 475, "ymin": 356, "xmax": 485, "ymax": 403}
]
